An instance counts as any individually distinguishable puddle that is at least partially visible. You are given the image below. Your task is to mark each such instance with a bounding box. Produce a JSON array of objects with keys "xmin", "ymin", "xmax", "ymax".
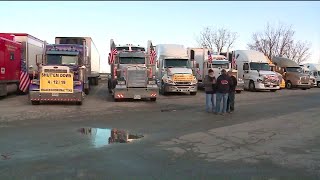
[{"xmin": 77, "ymin": 128, "xmax": 144, "ymax": 148}]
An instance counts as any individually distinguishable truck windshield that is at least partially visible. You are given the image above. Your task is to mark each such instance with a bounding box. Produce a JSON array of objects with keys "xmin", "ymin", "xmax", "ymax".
[
  {"xmin": 250, "ymin": 62, "xmax": 270, "ymax": 71},
  {"xmin": 119, "ymin": 57, "xmax": 145, "ymax": 64},
  {"xmin": 165, "ymin": 59, "xmax": 190, "ymax": 68},
  {"xmin": 286, "ymin": 67, "xmax": 303, "ymax": 73},
  {"xmin": 47, "ymin": 55, "xmax": 78, "ymax": 65}
]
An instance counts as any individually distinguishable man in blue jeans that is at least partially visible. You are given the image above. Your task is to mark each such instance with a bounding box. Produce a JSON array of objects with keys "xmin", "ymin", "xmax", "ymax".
[
  {"xmin": 215, "ymin": 69, "xmax": 233, "ymax": 115},
  {"xmin": 204, "ymin": 69, "xmax": 216, "ymax": 112}
]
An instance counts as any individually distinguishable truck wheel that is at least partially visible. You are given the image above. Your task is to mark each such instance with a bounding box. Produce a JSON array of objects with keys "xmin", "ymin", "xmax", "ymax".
[
  {"xmin": 270, "ymin": 89, "xmax": 277, "ymax": 92},
  {"xmin": 150, "ymin": 98, "xmax": 156, "ymax": 101},
  {"xmin": 84, "ymin": 88, "xmax": 89, "ymax": 95},
  {"xmin": 317, "ymin": 82, "xmax": 320, "ymax": 88},
  {"xmin": 249, "ymin": 81, "xmax": 256, "ymax": 92},
  {"xmin": 76, "ymin": 101, "xmax": 83, "ymax": 105},
  {"xmin": 31, "ymin": 101, "xmax": 40, "ymax": 105},
  {"xmin": 301, "ymin": 88, "xmax": 307, "ymax": 90},
  {"xmin": 95, "ymin": 78, "xmax": 99, "ymax": 85},
  {"xmin": 190, "ymin": 92, "xmax": 197, "ymax": 95},
  {"xmin": 236, "ymin": 90, "xmax": 242, "ymax": 94},
  {"xmin": 286, "ymin": 81, "xmax": 292, "ymax": 89}
]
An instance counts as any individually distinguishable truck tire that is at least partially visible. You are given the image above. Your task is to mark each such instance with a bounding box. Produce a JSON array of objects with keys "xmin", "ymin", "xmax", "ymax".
[
  {"xmin": 270, "ymin": 89, "xmax": 277, "ymax": 92},
  {"xmin": 286, "ymin": 81, "xmax": 293, "ymax": 89},
  {"xmin": 249, "ymin": 81, "xmax": 256, "ymax": 92},
  {"xmin": 31, "ymin": 101, "xmax": 40, "ymax": 105},
  {"xmin": 150, "ymin": 98, "xmax": 156, "ymax": 102},
  {"xmin": 95, "ymin": 78, "xmax": 99, "ymax": 85},
  {"xmin": 236, "ymin": 90, "xmax": 242, "ymax": 94},
  {"xmin": 317, "ymin": 82, "xmax": 320, "ymax": 88},
  {"xmin": 76, "ymin": 101, "xmax": 83, "ymax": 105},
  {"xmin": 301, "ymin": 88, "xmax": 307, "ymax": 90},
  {"xmin": 84, "ymin": 88, "xmax": 89, "ymax": 95},
  {"xmin": 190, "ymin": 92, "xmax": 197, "ymax": 95}
]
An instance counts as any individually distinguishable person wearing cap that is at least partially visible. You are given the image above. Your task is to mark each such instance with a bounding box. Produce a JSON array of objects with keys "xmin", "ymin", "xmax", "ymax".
[
  {"xmin": 204, "ymin": 69, "xmax": 217, "ymax": 113},
  {"xmin": 227, "ymin": 70, "xmax": 237, "ymax": 113},
  {"xmin": 215, "ymin": 69, "xmax": 233, "ymax": 115}
]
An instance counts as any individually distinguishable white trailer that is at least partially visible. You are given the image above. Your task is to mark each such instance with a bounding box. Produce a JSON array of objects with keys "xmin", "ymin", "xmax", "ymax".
[
  {"xmin": 302, "ymin": 63, "xmax": 320, "ymax": 87},
  {"xmin": 233, "ymin": 50, "xmax": 280, "ymax": 92},
  {"xmin": 55, "ymin": 37, "xmax": 100, "ymax": 86},
  {"xmin": 155, "ymin": 44, "xmax": 197, "ymax": 95}
]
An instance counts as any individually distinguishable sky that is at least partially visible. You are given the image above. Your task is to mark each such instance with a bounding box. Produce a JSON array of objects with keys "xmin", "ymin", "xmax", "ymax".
[{"xmin": 0, "ymin": 1, "xmax": 319, "ymax": 73}]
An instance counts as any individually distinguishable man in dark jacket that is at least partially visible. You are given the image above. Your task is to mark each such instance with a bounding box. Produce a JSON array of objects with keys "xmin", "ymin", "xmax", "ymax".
[
  {"xmin": 227, "ymin": 70, "xmax": 237, "ymax": 113},
  {"xmin": 215, "ymin": 69, "xmax": 233, "ymax": 115},
  {"xmin": 204, "ymin": 69, "xmax": 217, "ymax": 112}
]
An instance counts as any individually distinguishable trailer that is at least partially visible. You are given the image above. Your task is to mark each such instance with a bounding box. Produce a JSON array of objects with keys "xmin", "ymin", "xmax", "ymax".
[{"xmin": 55, "ymin": 37, "xmax": 100, "ymax": 86}]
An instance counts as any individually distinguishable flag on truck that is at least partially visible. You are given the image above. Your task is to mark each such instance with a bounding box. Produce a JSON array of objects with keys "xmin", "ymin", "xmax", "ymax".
[
  {"xmin": 19, "ymin": 59, "xmax": 30, "ymax": 92},
  {"xmin": 149, "ymin": 42, "xmax": 156, "ymax": 65},
  {"xmin": 231, "ymin": 54, "xmax": 236, "ymax": 69},
  {"xmin": 108, "ymin": 41, "xmax": 118, "ymax": 64},
  {"xmin": 208, "ymin": 50, "xmax": 213, "ymax": 63}
]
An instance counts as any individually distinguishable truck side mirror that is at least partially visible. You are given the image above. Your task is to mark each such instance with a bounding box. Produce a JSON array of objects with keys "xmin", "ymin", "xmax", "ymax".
[{"xmin": 190, "ymin": 50, "xmax": 195, "ymax": 60}]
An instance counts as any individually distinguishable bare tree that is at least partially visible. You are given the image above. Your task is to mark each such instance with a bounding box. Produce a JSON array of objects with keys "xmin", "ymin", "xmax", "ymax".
[
  {"xmin": 197, "ymin": 26, "xmax": 238, "ymax": 52},
  {"xmin": 248, "ymin": 22, "xmax": 311, "ymax": 64}
]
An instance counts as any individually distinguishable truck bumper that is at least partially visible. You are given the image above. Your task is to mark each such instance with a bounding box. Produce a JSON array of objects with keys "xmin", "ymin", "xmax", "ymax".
[
  {"xmin": 114, "ymin": 85, "xmax": 158, "ymax": 99},
  {"xmin": 29, "ymin": 90, "xmax": 83, "ymax": 102},
  {"xmin": 236, "ymin": 82, "xmax": 244, "ymax": 91},
  {"xmin": 165, "ymin": 84, "xmax": 197, "ymax": 93},
  {"xmin": 295, "ymin": 84, "xmax": 311, "ymax": 89},
  {"xmin": 255, "ymin": 82, "xmax": 280, "ymax": 90}
]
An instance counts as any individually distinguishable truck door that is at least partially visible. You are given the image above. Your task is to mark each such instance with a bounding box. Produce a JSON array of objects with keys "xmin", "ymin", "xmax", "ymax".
[
  {"xmin": 243, "ymin": 63, "xmax": 250, "ymax": 86},
  {"xmin": 0, "ymin": 39, "xmax": 5, "ymax": 81}
]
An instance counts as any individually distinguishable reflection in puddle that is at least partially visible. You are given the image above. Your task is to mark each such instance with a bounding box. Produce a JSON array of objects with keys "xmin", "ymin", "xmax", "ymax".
[{"xmin": 78, "ymin": 128, "xmax": 143, "ymax": 148}]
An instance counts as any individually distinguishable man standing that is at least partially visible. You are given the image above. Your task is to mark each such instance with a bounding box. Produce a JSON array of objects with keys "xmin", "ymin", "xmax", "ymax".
[
  {"xmin": 227, "ymin": 70, "xmax": 237, "ymax": 113},
  {"xmin": 215, "ymin": 69, "xmax": 232, "ymax": 115},
  {"xmin": 204, "ymin": 69, "xmax": 216, "ymax": 113}
]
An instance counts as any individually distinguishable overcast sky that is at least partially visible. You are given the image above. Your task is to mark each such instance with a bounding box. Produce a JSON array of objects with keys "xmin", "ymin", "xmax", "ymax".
[{"xmin": 1, "ymin": 1, "xmax": 319, "ymax": 73}]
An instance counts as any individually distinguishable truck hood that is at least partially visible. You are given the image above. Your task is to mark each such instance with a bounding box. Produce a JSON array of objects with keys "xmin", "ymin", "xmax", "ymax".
[
  {"xmin": 257, "ymin": 70, "xmax": 277, "ymax": 76},
  {"xmin": 167, "ymin": 67, "xmax": 192, "ymax": 75}
]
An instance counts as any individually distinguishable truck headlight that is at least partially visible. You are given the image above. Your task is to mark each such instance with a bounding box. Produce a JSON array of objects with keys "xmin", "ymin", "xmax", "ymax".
[
  {"xmin": 192, "ymin": 77, "xmax": 197, "ymax": 84},
  {"xmin": 31, "ymin": 80, "xmax": 40, "ymax": 85},
  {"xmin": 164, "ymin": 78, "xmax": 174, "ymax": 84},
  {"xmin": 238, "ymin": 78, "xmax": 243, "ymax": 82},
  {"xmin": 118, "ymin": 81, "xmax": 125, "ymax": 85}
]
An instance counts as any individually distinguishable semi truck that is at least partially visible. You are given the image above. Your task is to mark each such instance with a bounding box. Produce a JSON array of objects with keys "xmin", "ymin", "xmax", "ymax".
[
  {"xmin": 107, "ymin": 39, "xmax": 158, "ymax": 101},
  {"xmin": 155, "ymin": 44, "xmax": 197, "ymax": 95},
  {"xmin": 55, "ymin": 37, "xmax": 100, "ymax": 86},
  {"xmin": 302, "ymin": 63, "xmax": 320, "ymax": 87},
  {"xmin": 188, "ymin": 48, "xmax": 244, "ymax": 93},
  {"xmin": 300, "ymin": 65, "xmax": 316, "ymax": 88},
  {"xmin": 0, "ymin": 36, "xmax": 22, "ymax": 96},
  {"xmin": 29, "ymin": 43, "xmax": 88, "ymax": 105},
  {"xmin": 233, "ymin": 50, "xmax": 280, "ymax": 92},
  {"xmin": 0, "ymin": 33, "xmax": 45, "ymax": 79},
  {"xmin": 272, "ymin": 56, "xmax": 310, "ymax": 90}
]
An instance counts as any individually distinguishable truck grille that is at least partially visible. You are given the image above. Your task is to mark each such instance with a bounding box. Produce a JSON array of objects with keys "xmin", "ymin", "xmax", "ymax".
[
  {"xmin": 44, "ymin": 69, "xmax": 68, "ymax": 73},
  {"xmin": 263, "ymin": 75, "xmax": 279, "ymax": 84},
  {"xmin": 127, "ymin": 68, "xmax": 147, "ymax": 87},
  {"xmin": 300, "ymin": 76, "xmax": 310, "ymax": 84},
  {"xmin": 175, "ymin": 82, "xmax": 191, "ymax": 85}
]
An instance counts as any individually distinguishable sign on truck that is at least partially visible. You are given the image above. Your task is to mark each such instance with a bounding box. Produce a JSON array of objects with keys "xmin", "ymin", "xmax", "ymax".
[{"xmin": 40, "ymin": 72, "xmax": 74, "ymax": 93}]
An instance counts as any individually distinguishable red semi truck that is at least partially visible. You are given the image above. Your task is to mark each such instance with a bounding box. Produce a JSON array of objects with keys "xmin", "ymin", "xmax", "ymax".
[{"xmin": 0, "ymin": 36, "xmax": 22, "ymax": 96}]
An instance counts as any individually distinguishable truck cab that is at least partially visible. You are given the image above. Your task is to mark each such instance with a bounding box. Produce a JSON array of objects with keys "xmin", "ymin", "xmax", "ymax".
[
  {"xmin": 156, "ymin": 44, "xmax": 197, "ymax": 95},
  {"xmin": 272, "ymin": 56, "xmax": 310, "ymax": 90},
  {"xmin": 108, "ymin": 40, "xmax": 158, "ymax": 101},
  {"xmin": 29, "ymin": 44, "xmax": 86, "ymax": 105},
  {"xmin": 234, "ymin": 50, "xmax": 280, "ymax": 92},
  {"xmin": 302, "ymin": 63, "xmax": 320, "ymax": 88}
]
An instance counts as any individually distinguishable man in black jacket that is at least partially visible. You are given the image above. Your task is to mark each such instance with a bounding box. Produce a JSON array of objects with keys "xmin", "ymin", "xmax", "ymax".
[
  {"xmin": 215, "ymin": 69, "xmax": 233, "ymax": 115},
  {"xmin": 227, "ymin": 70, "xmax": 237, "ymax": 113}
]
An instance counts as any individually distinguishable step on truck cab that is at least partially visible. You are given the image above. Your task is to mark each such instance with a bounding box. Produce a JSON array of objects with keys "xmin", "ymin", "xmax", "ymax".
[
  {"xmin": 302, "ymin": 63, "xmax": 320, "ymax": 88},
  {"xmin": 108, "ymin": 40, "xmax": 158, "ymax": 101},
  {"xmin": 188, "ymin": 48, "xmax": 244, "ymax": 93},
  {"xmin": 272, "ymin": 56, "xmax": 310, "ymax": 90},
  {"xmin": 156, "ymin": 44, "xmax": 197, "ymax": 95},
  {"xmin": 234, "ymin": 50, "xmax": 280, "ymax": 92},
  {"xmin": 29, "ymin": 43, "xmax": 88, "ymax": 105}
]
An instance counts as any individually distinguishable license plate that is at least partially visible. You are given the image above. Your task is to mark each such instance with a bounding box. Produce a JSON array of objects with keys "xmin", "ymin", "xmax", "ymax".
[
  {"xmin": 134, "ymin": 95, "xmax": 141, "ymax": 99},
  {"xmin": 52, "ymin": 93, "xmax": 59, "ymax": 97}
]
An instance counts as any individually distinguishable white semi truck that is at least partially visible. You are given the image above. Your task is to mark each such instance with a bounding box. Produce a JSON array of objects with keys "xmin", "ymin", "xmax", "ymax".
[
  {"xmin": 233, "ymin": 50, "xmax": 280, "ymax": 92},
  {"xmin": 188, "ymin": 48, "xmax": 244, "ymax": 93},
  {"xmin": 302, "ymin": 63, "xmax": 320, "ymax": 87},
  {"xmin": 155, "ymin": 44, "xmax": 197, "ymax": 95}
]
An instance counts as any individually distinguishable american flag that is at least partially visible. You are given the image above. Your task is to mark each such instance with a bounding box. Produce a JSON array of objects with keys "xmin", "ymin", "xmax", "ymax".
[
  {"xmin": 149, "ymin": 43, "xmax": 156, "ymax": 64},
  {"xmin": 231, "ymin": 55, "xmax": 236, "ymax": 69},
  {"xmin": 19, "ymin": 59, "xmax": 30, "ymax": 92},
  {"xmin": 208, "ymin": 50, "xmax": 213, "ymax": 63},
  {"xmin": 108, "ymin": 48, "xmax": 118, "ymax": 64}
]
